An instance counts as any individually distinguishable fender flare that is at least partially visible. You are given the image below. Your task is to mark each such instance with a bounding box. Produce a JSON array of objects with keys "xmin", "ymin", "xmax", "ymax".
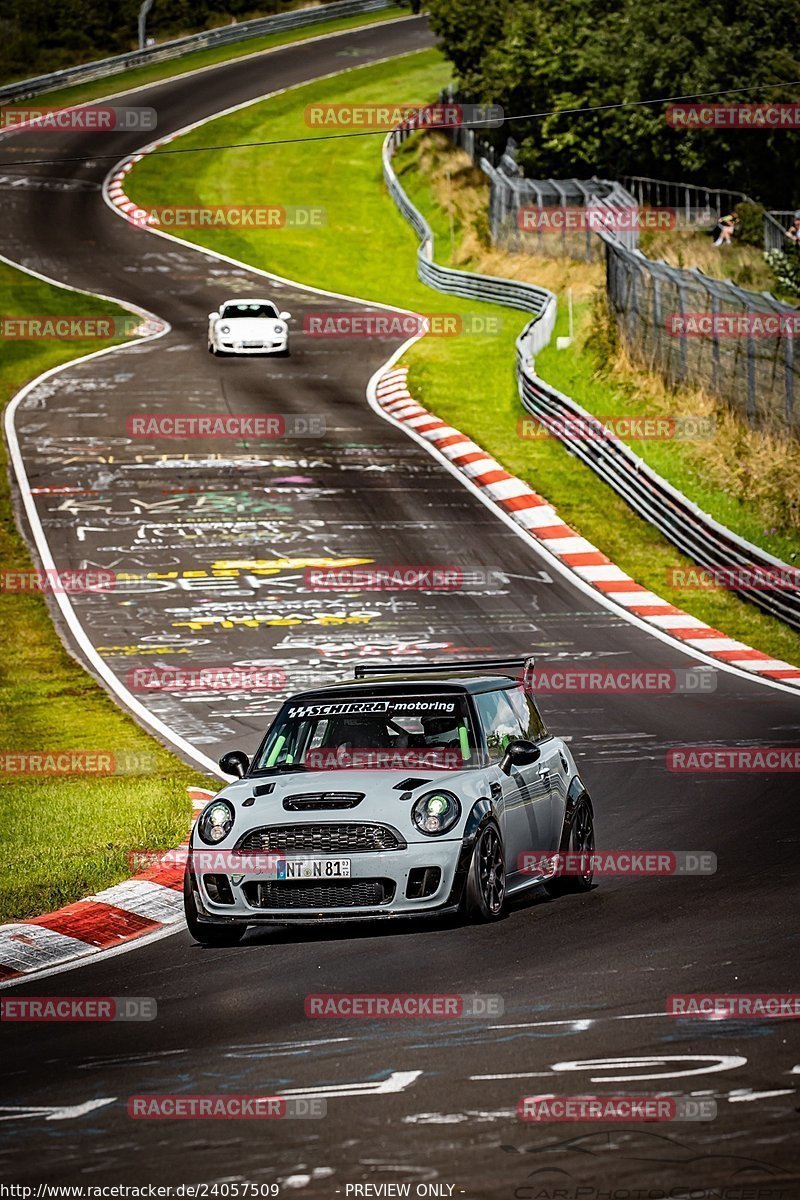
[
  {"xmin": 446, "ymin": 797, "xmax": 500, "ymax": 906},
  {"xmin": 559, "ymin": 777, "xmax": 594, "ymax": 850}
]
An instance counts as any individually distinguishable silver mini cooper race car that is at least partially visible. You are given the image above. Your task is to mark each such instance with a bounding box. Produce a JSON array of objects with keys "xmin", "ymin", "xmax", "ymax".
[{"xmin": 183, "ymin": 657, "xmax": 596, "ymax": 945}]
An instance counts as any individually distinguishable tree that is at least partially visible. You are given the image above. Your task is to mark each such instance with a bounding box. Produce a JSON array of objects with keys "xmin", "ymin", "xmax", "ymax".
[{"xmin": 426, "ymin": 0, "xmax": 800, "ymax": 207}]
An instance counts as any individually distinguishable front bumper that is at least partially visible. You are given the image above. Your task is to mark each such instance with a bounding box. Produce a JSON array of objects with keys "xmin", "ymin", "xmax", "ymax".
[
  {"xmin": 215, "ymin": 336, "xmax": 288, "ymax": 354},
  {"xmin": 189, "ymin": 840, "xmax": 464, "ymax": 924}
]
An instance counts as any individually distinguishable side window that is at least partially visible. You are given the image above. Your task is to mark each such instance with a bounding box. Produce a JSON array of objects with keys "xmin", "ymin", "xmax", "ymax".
[
  {"xmin": 507, "ymin": 686, "xmax": 548, "ymax": 742},
  {"xmin": 474, "ymin": 690, "xmax": 525, "ymax": 763}
]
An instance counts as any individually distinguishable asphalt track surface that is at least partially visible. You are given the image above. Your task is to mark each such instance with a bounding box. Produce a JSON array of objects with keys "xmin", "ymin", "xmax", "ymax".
[{"xmin": 1, "ymin": 15, "xmax": 799, "ymax": 1197}]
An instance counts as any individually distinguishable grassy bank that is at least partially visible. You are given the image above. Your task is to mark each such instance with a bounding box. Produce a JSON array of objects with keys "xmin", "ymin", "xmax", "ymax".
[
  {"xmin": 0, "ymin": 262, "xmax": 202, "ymax": 922},
  {"xmin": 125, "ymin": 50, "xmax": 800, "ymax": 668}
]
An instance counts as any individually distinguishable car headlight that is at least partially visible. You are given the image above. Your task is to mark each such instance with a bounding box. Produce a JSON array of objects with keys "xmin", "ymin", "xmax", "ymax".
[
  {"xmin": 412, "ymin": 790, "xmax": 461, "ymax": 836},
  {"xmin": 273, "ymin": 322, "xmax": 286, "ymax": 335},
  {"xmin": 198, "ymin": 799, "xmax": 235, "ymax": 844},
  {"xmin": 219, "ymin": 324, "xmax": 230, "ymax": 335}
]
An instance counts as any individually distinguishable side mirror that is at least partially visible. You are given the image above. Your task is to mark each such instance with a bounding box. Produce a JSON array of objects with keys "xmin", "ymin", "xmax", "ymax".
[
  {"xmin": 219, "ymin": 750, "xmax": 250, "ymax": 779},
  {"xmin": 499, "ymin": 739, "xmax": 540, "ymax": 775},
  {"xmin": 279, "ymin": 311, "xmax": 291, "ymax": 321},
  {"xmin": 208, "ymin": 311, "xmax": 219, "ymax": 321}
]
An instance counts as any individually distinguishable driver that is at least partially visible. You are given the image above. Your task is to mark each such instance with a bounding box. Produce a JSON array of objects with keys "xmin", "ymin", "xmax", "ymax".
[
  {"xmin": 326, "ymin": 716, "xmax": 393, "ymax": 750},
  {"xmin": 420, "ymin": 715, "xmax": 460, "ymax": 747}
]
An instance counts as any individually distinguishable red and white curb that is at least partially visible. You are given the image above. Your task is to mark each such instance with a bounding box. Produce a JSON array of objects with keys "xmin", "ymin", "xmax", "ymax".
[
  {"xmin": 107, "ymin": 151, "xmax": 170, "ymax": 223},
  {"xmin": 0, "ymin": 788, "xmax": 214, "ymax": 985},
  {"xmin": 375, "ymin": 367, "xmax": 800, "ymax": 688}
]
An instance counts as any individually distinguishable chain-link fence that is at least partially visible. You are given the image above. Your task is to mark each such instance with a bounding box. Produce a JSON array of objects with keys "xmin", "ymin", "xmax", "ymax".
[
  {"xmin": 606, "ymin": 243, "xmax": 796, "ymax": 432},
  {"xmin": 442, "ymin": 119, "xmax": 799, "ymax": 434}
]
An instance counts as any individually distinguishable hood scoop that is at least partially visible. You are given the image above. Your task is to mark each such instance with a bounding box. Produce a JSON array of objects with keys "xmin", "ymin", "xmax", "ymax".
[
  {"xmin": 243, "ymin": 781, "xmax": 276, "ymax": 807},
  {"xmin": 283, "ymin": 791, "xmax": 364, "ymax": 812},
  {"xmin": 393, "ymin": 777, "xmax": 431, "ymax": 791}
]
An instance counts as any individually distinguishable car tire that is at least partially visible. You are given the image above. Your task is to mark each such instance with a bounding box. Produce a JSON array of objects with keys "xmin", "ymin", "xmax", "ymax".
[
  {"xmin": 276, "ymin": 347, "xmax": 290, "ymax": 358},
  {"xmin": 545, "ymin": 797, "xmax": 595, "ymax": 896},
  {"xmin": 183, "ymin": 868, "xmax": 246, "ymax": 946},
  {"xmin": 462, "ymin": 822, "xmax": 506, "ymax": 921}
]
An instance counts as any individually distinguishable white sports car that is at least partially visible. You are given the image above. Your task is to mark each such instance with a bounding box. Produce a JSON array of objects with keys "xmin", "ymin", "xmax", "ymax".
[{"xmin": 207, "ymin": 298, "xmax": 291, "ymax": 356}]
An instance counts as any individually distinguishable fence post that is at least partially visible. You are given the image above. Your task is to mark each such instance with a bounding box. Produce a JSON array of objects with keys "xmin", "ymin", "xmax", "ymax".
[
  {"xmin": 629, "ymin": 256, "xmax": 639, "ymax": 343},
  {"xmin": 746, "ymin": 315, "xmax": 757, "ymax": 424},
  {"xmin": 676, "ymin": 281, "xmax": 687, "ymax": 382},
  {"xmin": 786, "ymin": 333, "xmax": 794, "ymax": 429},
  {"xmin": 710, "ymin": 292, "xmax": 720, "ymax": 391}
]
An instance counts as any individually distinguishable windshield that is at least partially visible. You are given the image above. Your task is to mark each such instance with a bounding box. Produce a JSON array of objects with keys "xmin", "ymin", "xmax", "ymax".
[
  {"xmin": 220, "ymin": 302, "xmax": 278, "ymax": 320},
  {"xmin": 251, "ymin": 694, "xmax": 479, "ymax": 773}
]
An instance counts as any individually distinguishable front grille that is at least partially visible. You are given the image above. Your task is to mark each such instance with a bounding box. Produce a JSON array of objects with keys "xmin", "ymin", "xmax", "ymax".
[
  {"xmin": 237, "ymin": 823, "xmax": 403, "ymax": 853},
  {"xmin": 283, "ymin": 792, "xmax": 364, "ymax": 812},
  {"xmin": 243, "ymin": 879, "xmax": 395, "ymax": 909}
]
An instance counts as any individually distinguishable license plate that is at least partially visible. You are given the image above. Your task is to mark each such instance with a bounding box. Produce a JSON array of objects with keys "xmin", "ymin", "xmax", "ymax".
[{"xmin": 278, "ymin": 858, "xmax": 351, "ymax": 880}]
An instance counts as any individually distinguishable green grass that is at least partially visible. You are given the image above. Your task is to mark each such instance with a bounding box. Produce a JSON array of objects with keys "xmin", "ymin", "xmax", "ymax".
[
  {"xmin": 0, "ymin": 262, "xmax": 203, "ymax": 922},
  {"xmin": 125, "ymin": 49, "xmax": 800, "ymax": 669},
  {"xmin": 0, "ymin": 7, "xmax": 408, "ymax": 112}
]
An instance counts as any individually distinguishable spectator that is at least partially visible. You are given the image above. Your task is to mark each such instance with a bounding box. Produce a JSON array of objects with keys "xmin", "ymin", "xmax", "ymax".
[
  {"xmin": 786, "ymin": 214, "xmax": 800, "ymax": 244},
  {"xmin": 714, "ymin": 212, "xmax": 738, "ymax": 246}
]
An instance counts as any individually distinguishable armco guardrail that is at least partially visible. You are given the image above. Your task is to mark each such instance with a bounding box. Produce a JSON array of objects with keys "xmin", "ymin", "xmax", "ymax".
[
  {"xmin": 385, "ymin": 122, "xmax": 800, "ymax": 631},
  {"xmin": 0, "ymin": 0, "xmax": 395, "ymax": 104},
  {"xmin": 383, "ymin": 124, "xmax": 557, "ymax": 354}
]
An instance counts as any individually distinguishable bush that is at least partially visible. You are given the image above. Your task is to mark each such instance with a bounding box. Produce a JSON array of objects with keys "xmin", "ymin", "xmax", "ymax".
[
  {"xmin": 765, "ymin": 248, "xmax": 800, "ymax": 296},
  {"xmin": 735, "ymin": 201, "xmax": 766, "ymax": 248}
]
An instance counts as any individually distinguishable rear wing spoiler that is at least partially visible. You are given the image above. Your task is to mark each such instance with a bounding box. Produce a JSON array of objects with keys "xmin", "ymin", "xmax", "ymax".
[{"xmin": 354, "ymin": 655, "xmax": 535, "ymax": 681}]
